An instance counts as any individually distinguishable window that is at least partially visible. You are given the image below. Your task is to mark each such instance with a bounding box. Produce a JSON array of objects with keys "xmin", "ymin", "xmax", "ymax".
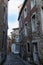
[
  {"xmin": 42, "ymin": 6, "xmax": 43, "ymax": 9},
  {"xmin": 41, "ymin": 6, "xmax": 43, "ymax": 33},
  {"xmin": 30, "ymin": 0, "xmax": 35, "ymax": 9},
  {"xmin": 15, "ymin": 36, "xmax": 19, "ymax": 42},
  {"xmin": 27, "ymin": 43, "xmax": 30, "ymax": 52},
  {"xmin": 31, "ymin": 14, "xmax": 36, "ymax": 32},
  {"xmin": 21, "ymin": 20, "xmax": 22, "ymax": 28},
  {"xmin": 24, "ymin": 23, "xmax": 28, "ymax": 36},
  {"xmin": 15, "ymin": 44, "xmax": 20, "ymax": 52},
  {"xmin": 4, "ymin": 6, "xmax": 6, "ymax": 23},
  {"xmin": 4, "ymin": 7, "xmax": 5, "ymax": 13},
  {"xmin": 24, "ymin": 22, "xmax": 30, "ymax": 36},
  {"xmin": 19, "ymin": 18, "xmax": 22, "ymax": 28},
  {"xmin": 24, "ymin": 7, "xmax": 27, "ymax": 18}
]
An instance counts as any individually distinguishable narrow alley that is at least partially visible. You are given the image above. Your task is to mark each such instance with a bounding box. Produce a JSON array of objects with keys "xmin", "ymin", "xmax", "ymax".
[
  {"xmin": 0, "ymin": 0, "xmax": 43, "ymax": 65},
  {"xmin": 3, "ymin": 53, "xmax": 30, "ymax": 65}
]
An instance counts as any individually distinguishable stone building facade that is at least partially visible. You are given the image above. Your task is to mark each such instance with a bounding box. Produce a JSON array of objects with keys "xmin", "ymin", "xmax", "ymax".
[
  {"xmin": 18, "ymin": 0, "xmax": 43, "ymax": 64},
  {"xmin": 7, "ymin": 36, "xmax": 12, "ymax": 53},
  {"xmin": 11, "ymin": 28, "xmax": 20, "ymax": 54},
  {"xmin": 35, "ymin": 0, "xmax": 43, "ymax": 64},
  {"xmin": 0, "ymin": 0, "xmax": 9, "ymax": 64},
  {"xmin": 18, "ymin": 0, "xmax": 32, "ymax": 61}
]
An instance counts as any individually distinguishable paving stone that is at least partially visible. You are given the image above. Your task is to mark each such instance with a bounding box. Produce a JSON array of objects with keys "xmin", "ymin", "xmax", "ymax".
[{"xmin": 3, "ymin": 53, "xmax": 25, "ymax": 65}]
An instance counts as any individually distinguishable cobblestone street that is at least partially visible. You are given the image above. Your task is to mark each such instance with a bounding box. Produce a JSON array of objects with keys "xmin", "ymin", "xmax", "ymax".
[{"xmin": 3, "ymin": 53, "xmax": 31, "ymax": 65}]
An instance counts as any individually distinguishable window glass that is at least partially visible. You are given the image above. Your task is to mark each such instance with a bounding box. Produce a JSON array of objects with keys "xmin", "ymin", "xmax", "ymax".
[
  {"xmin": 24, "ymin": 7, "xmax": 27, "ymax": 18},
  {"xmin": 15, "ymin": 36, "xmax": 19, "ymax": 42},
  {"xmin": 24, "ymin": 24, "xmax": 28, "ymax": 36},
  {"xmin": 27, "ymin": 43, "xmax": 30, "ymax": 52},
  {"xmin": 31, "ymin": 15, "xmax": 36, "ymax": 32},
  {"xmin": 30, "ymin": 0, "xmax": 35, "ymax": 9},
  {"xmin": 41, "ymin": 7, "xmax": 43, "ymax": 32},
  {"xmin": 15, "ymin": 44, "xmax": 20, "ymax": 52}
]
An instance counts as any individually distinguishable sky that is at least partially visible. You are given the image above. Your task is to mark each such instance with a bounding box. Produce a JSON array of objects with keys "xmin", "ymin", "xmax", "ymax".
[{"xmin": 8, "ymin": 0, "xmax": 24, "ymax": 36}]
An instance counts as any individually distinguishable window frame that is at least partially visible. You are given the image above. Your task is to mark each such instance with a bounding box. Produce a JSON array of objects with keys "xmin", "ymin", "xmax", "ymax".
[
  {"xmin": 31, "ymin": 13, "xmax": 37, "ymax": 32},
  {"xmin": 41, "ymin": 6, "xmax": 43, "ymax": 33},
  {"xmin": 24, "ymin": 23, "xmax": 28, "ymax": 36},
  {"xmin": 27, "ymin": 43, "xmax": 30, "ymax": 52},
  {"xmin": 24, "ymin": 7, "xmax": 27, "ymax": 18},
  {"xmin": 30, "ymin": 0, "xmax": 35, "ymax": 9}
]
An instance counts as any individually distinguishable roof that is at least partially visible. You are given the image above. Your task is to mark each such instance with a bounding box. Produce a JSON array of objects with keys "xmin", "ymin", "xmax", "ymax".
[
  {"xmin": 13, "ymin": 28, "xmax": 19, "ymax": 30},
  {"xmin": 18, "ymin": 0, "xmax": 27, "ymax": 20}
]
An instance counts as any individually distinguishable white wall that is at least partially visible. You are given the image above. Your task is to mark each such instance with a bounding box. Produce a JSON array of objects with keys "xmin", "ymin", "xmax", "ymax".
[{"xmin": 11, "ymin": 44, "xmax": 20, "ymax": 54}]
